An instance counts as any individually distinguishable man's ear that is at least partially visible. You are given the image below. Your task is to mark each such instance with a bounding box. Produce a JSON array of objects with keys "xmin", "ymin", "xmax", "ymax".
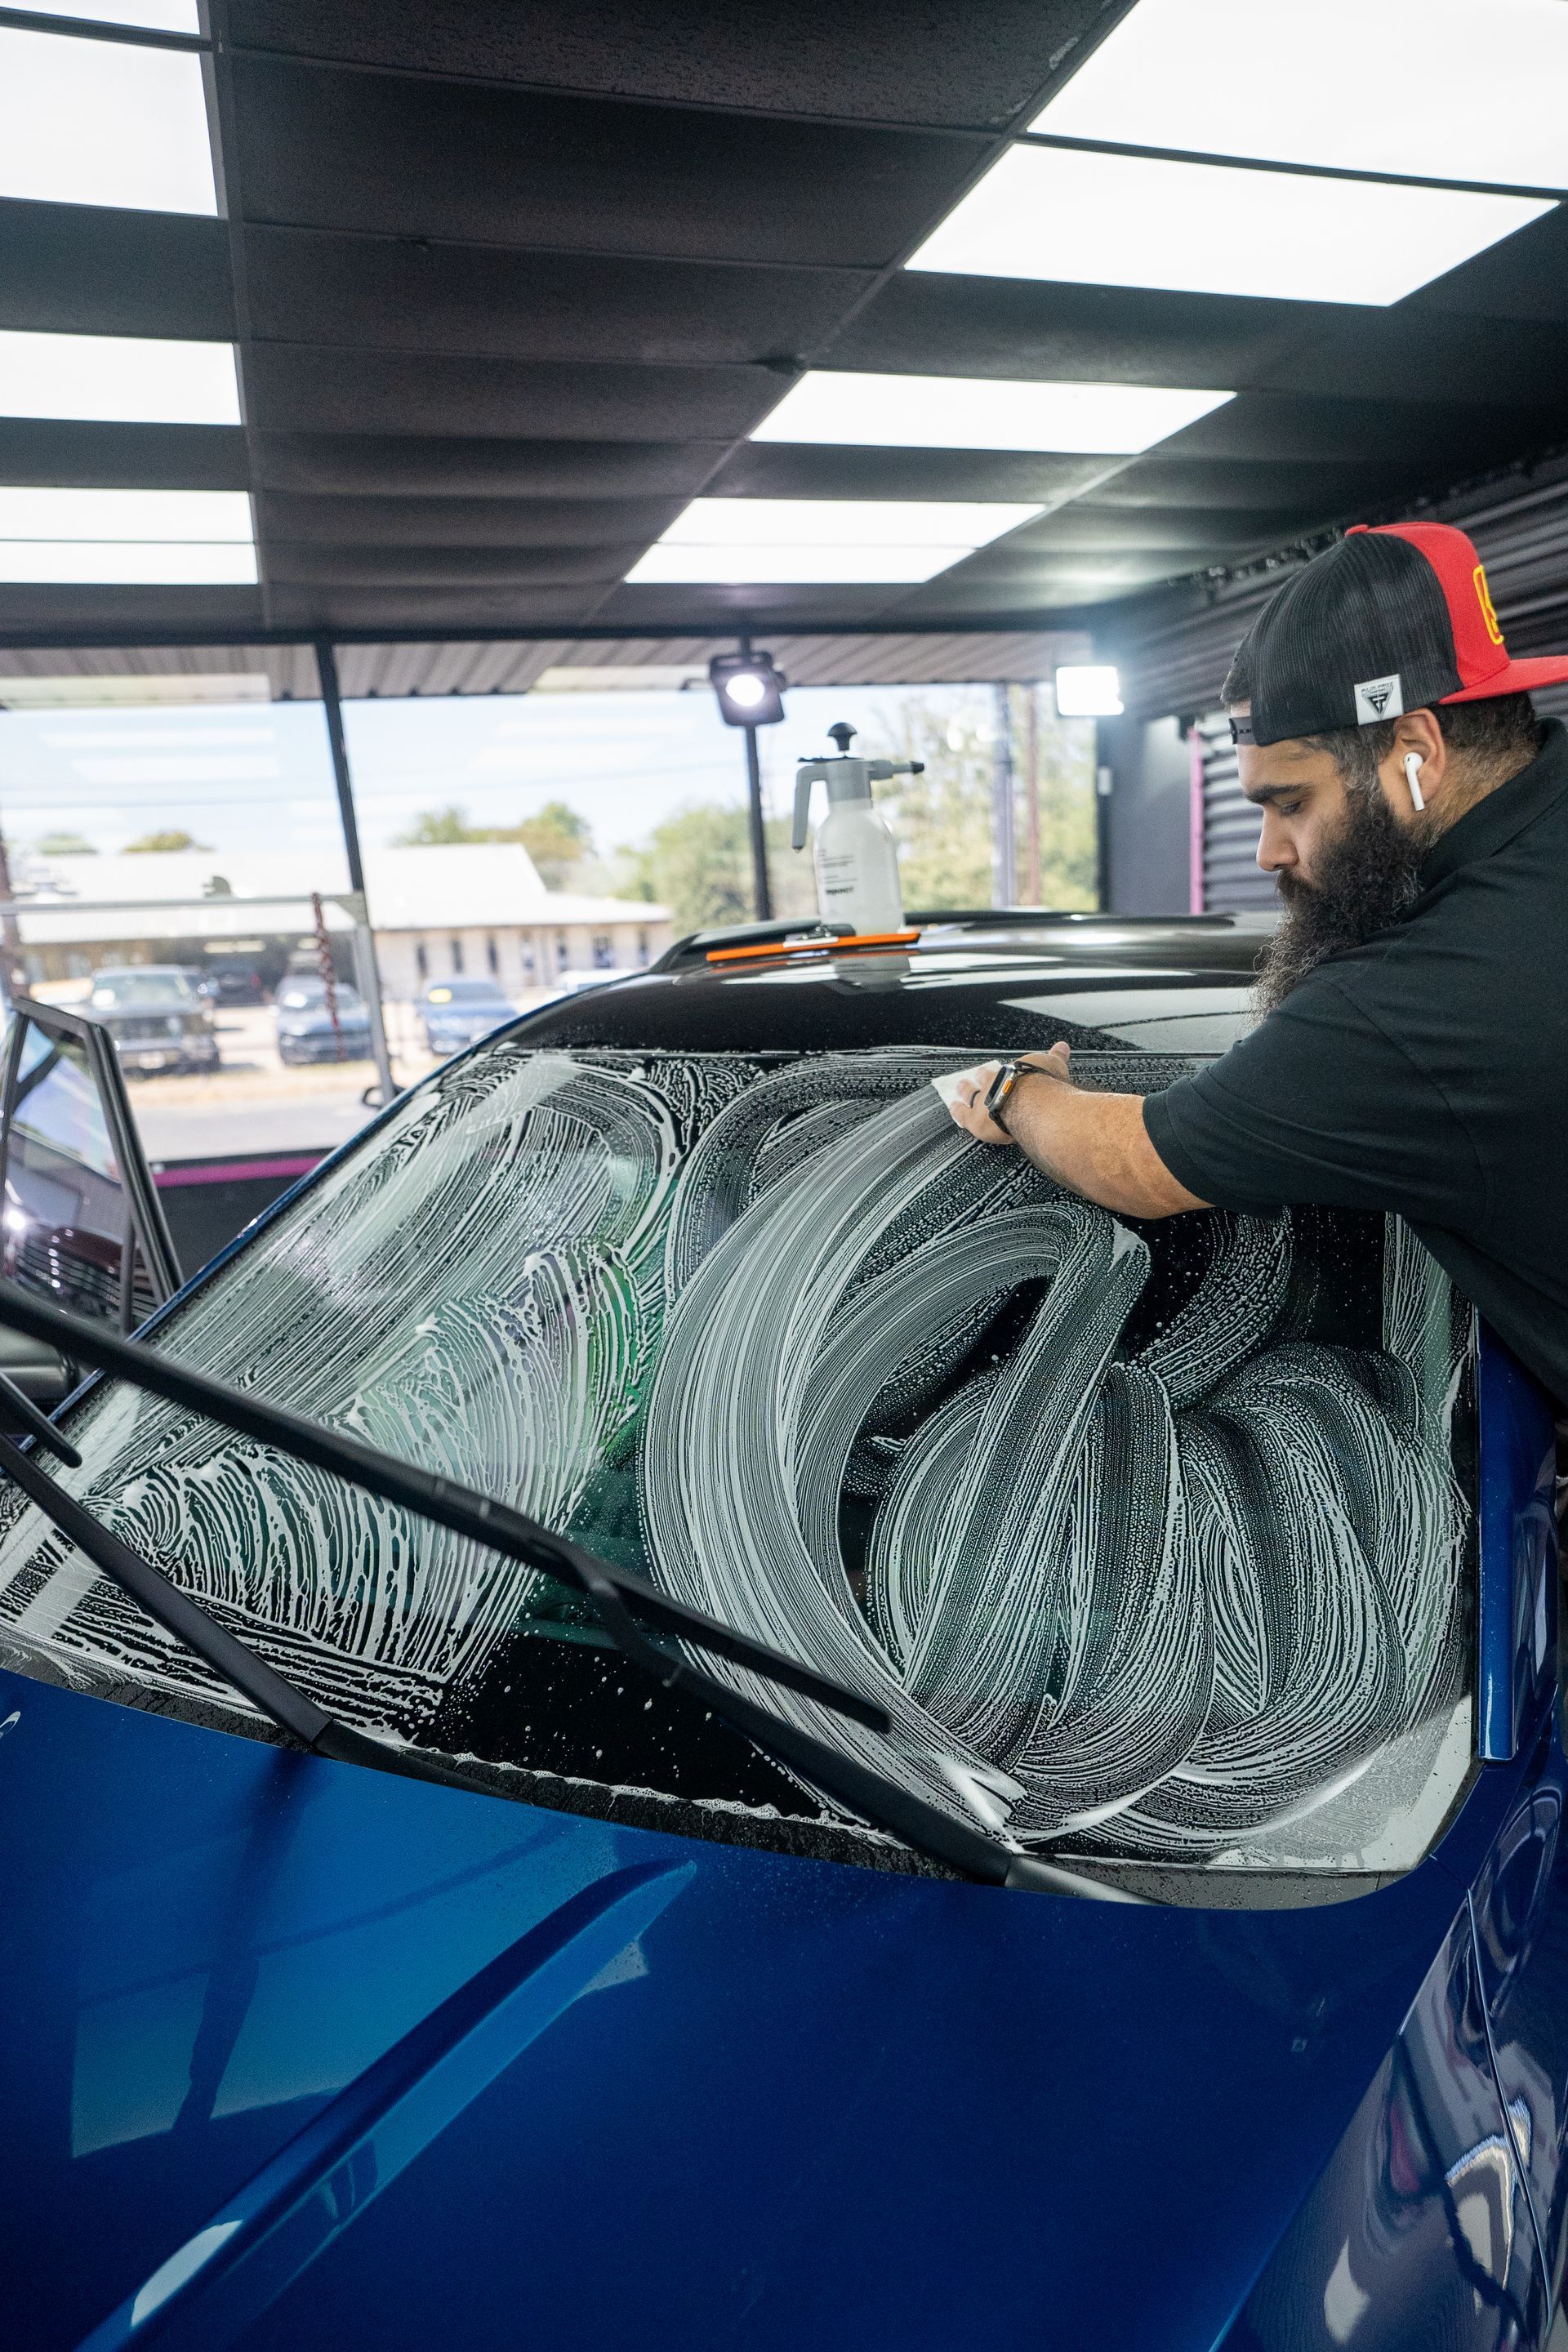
[{"xmin": 1379, "ymin": 708, "xmax": 1446, "ymax": 813}]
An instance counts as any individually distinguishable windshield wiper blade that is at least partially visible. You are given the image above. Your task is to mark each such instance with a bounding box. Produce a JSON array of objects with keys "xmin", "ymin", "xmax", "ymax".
[
  {"xmin": 0, "ymin": 1282, "xmax": 885, "ymax": 1735},
  {"xmin": 0, "ymin": 1428, "xmax": 474, "ymax": 1791},
  {"xmin": 0, "ymin": 1282, "xmax": 1145, "ymax": 1901}
]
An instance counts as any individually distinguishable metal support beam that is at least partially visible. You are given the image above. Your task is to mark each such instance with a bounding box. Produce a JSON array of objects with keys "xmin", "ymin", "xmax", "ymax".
[
  {"xmin": 991, "ymin": 682, "xmax": 1016, "ymax": 908},
  {"xmin": 315, "ymin": 639, "xmax": 395, "ymax": 1104},
  {"xmin": 743, "ymin": 724, "xmax": 772, "ymax": 922}
]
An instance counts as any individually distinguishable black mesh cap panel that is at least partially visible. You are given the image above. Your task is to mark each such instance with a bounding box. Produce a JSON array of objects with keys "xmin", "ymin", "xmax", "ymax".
[{"xmin": 1238, "ymin": 530, "xmax": 1463, "ymax": 745}]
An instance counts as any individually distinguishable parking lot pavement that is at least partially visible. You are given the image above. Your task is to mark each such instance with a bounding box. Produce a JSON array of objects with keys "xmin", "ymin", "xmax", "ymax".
[{"xmin": 130, "ymin": 1007, "xmax": 439, "ymax": 1162}]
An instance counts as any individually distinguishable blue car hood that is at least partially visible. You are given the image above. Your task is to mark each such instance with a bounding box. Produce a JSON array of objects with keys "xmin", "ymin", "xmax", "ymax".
[{"xmin": 0, "ymin": 1668, "xmax": 1476, "ymax": 2352}]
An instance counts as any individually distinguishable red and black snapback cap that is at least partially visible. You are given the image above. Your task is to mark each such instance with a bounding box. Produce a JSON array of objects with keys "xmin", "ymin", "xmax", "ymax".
[{"xmin": 1228, "ymin": 520, "xmax": 1568, "ymax": 746}]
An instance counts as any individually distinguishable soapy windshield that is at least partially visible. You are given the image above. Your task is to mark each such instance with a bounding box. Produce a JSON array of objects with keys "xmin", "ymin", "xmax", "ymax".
[{"xmin": 0, "ymin": 1044, "xmax": 1473, "ymax": 1874}]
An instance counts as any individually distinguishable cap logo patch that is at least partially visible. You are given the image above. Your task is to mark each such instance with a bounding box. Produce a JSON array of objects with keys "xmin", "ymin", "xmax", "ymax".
[
  {"xmin": 1474, "ymin": 562, "xmax": 1505, "ymax": 647},
  {"xmin": 1354, "ymin": 672, "xmax": 1403, "ymax": 723}
]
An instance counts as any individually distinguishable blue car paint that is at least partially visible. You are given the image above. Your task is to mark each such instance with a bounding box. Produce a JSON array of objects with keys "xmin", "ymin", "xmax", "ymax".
[{"xmin": 7, "ymin": 985, "xmax": 1566, "ymax": 2344}]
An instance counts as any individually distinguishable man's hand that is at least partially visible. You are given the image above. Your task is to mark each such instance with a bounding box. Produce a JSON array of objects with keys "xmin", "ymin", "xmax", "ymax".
[
  {"xmin": 934, "ymin": 1041, "xmax": 1208, "ymax": 1218},
  {"xmin": 940, "ymin": 1045, "xmax": 1073, "ymax": 1145}
]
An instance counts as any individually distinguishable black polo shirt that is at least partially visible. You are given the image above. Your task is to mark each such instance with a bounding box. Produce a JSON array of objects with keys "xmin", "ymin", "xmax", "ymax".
[{"xmin": 1144, "ymin": 719, "xmax": 1568, "ymax": 1405}]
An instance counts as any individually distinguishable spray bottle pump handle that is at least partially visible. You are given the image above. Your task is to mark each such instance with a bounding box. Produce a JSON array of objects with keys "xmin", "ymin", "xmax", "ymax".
[{"xmin": 792, "ymin": 760, "xmax": 824, "ymax": 852}]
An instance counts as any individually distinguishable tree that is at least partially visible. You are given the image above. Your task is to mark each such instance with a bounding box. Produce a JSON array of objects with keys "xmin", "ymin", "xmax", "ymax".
[
  {"xmin": 868, "ymin": 690, "xmax": 1096, "ymax": 912},
  {"xmin": 33, "ymin": 831, "xmax": 96, "ymax": 856},
  {"xmin": 392, "ymin": 804, "xmax": 479, "ymax": 847},
  {"xmin": 124, "ymin": 829, "xmax": 212, "ymax": 853},
  {"xmin": 621, "ymin": 803, "xmax": 815, "ymax": 932},
  {"xmin": 392, "ymin": 798, "xmax": 596, "ymax": 888}
]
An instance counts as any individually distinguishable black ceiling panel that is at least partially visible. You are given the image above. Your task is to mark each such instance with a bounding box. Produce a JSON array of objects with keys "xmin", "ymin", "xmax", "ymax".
[
  {"xmin": 0, "ymin": 420, "xmax": 252, "ymax": 491},
  {"xmin": 1085, "ymin": 454, "xmax": 1422, "ymax": 513},
  {"xmin": 256, "ymin": 493, "xmax": 687, "ymax": 546},
  {"xmin": 242, "ymin": 229, "xmax": 870, "ymax": 367},
  {"xmin": 265, "ymin": 541, "xmax": 646, "ymax": 587},
  {"xmin": 5, "ymin": 3, "xmax": 1565, "ymax": 653},
  {"xmin": 0, "ymin": 201, "xmax": 234, "ymax": 342},
  {"xmin": 264, "ymin": 583, "xmax": 613, "ymax": 630},
  {"xmin": 227, "ymin": 56, "xmax": 989, "ymax": 268},
  {"xmin": 706, "ymin": 443, "xmax": 1121, "ymax": 504},
  {"xmin": 226, "ymin": 0, "xmax": 1120, "ymax": 131},
  {"xmin": 250, "ymin": 434, "xmax": 725, "ymax": 498},
  {"xmin": 243, "ymin": 347, "xmax": 781, "ymax": 440},
  {"xmin": 0, "ymin": 587, "xmax": 265, "ymax": 636},
  {"xmin": 826, "ymin": 274, "xmax": 1339, "ymax": 388}
]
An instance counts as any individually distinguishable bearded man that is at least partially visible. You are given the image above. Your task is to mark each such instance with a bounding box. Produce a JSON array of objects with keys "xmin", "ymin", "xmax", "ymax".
[{"xmin": 943, "ymin": 519, "xmax": 1568, "ymax": 1415}]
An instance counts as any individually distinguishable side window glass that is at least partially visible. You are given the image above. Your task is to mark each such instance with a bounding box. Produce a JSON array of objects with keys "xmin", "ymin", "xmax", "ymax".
[{"xmin": 1, "ymin": 1011, "xmax": 167, "ymax": 1327}]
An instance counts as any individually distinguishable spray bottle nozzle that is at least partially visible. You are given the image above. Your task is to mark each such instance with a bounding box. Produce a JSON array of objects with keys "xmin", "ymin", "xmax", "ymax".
[{"xmin": 826, "ymin": 721, "xmax": 857, "ymax": 753}]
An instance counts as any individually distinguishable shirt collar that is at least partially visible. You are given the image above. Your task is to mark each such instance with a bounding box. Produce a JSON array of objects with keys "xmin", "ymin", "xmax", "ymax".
[{"xmin": 1418, "ymin": 716, "xmax": 1568, "ymax": 891}]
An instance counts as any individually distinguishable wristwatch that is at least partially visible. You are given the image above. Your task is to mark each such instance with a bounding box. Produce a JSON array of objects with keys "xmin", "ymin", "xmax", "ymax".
[{"xmin": 982, "ymin": 1059, "xmax": 1034, "ymax": 1134}]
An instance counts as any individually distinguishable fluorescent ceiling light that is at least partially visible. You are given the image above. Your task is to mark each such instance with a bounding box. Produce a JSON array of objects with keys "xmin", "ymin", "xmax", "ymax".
[
  {"xmin": 0, "ymin": 28, "xmax": 216, "ymax": 214},
  {"xmin": 627, "ymin": 497, "xmax": 1041, "ymax": 586},
  {"xmin": 20, "ymin": 3, "xmax": 199, "ymax": 26},
  {"xmin": 654, "ymin": 499, "xmax": 1040, "ymax": 547},
  {"xmin": 0, "ymin": 544, "xmax": 256, "ymax": 585},
  {"xmin": 0, "ymin": 331, "xmax": 240, "ymax": 426},
  {"xmin": 752, "ymin": 372, "xmax": 1232, "ymax": 452},
  {"xmin": 1054, "ymin": 665, "xmax": 1123, "ymax": 717},
  {"xmin": 1033, "ymin": 0, "xmax": 1568, "ymax": 193},
  {"xmin": 0, "ymin": 488, "xmax": 252, "ymax": 541},
  {"xmin": 0, "ymin": 675, "xmax": 270, "ymax": 709},
  {"xmin": 907, "ymin": 145, "xmax": 1552, "ymax": 306}
]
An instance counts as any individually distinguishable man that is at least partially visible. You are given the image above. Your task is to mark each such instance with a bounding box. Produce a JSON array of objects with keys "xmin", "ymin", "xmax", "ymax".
[{"xmin": 943, "ymin": 519, "xmax": 1568, "ymax": 1411}]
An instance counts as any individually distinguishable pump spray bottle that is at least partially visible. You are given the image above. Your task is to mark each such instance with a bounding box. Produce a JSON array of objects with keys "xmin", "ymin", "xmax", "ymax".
[{"xmin": 792, "ymin": 722, "xmax": 922, "ymax": 932}]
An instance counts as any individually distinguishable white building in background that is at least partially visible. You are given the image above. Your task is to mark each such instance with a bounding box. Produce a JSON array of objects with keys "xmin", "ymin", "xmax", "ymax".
[{"xmin": 4, "ymin": 844, "xmax": 672, "ymax": 1003}]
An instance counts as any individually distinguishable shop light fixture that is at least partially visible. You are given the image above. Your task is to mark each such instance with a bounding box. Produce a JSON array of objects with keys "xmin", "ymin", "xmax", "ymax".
[
  {"xmin": 0, "ymin": 26, "xmax": 216, "ymax": 214},
  {"xmin": 906, "ymin": 145, "xmax": 1552, "ymax": 306},
  {"xmin": 627, "ymin": 497, "xmax": 1042, "ymax": 586},
  {"xmin": 0, "ymin": 487, "xmax": 256, "ymax": 585},
  {"xmin": 1054, "ymin": 665, "xmax": 1124, "ymax": 717},
  {"xmin": 1032, "ymin": 0, "xmax": 1568, "ymax": 194},
  {"xmin": 0, "ymin": 331, "xmax": 241, "ymax": 426},
  {"xmin": 751, "ymin": 372, "xmax": 1232, "ymax": 453}
]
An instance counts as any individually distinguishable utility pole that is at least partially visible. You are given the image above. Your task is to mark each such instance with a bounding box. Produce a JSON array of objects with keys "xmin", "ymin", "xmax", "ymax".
[
  {"xmin": 1022, "ymin": 683, "xmax": 1042, "ymax": 906},
  {"xmin": 991, "ymin": 682, "xmax": 1016, "ymax": 908}
]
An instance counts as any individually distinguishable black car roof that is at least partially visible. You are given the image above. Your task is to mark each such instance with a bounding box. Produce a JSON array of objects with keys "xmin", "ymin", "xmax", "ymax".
[{"xmin": 514, "ymin": 912, "xmax": 1269, "ymax": 1057}]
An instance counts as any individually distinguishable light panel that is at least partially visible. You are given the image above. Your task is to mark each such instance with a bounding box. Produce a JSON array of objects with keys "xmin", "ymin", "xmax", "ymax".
[
  {"xmin": 0, "ymin": 331, "xmax": 241, "ymax": 426},
  {"xmin": 1033, "ymin": 0, "xmax": 1568, "ymax": 193},
  {"xmin": 751, "ymin": 372, "xmax": 1232, "ymax": 452},
  {"xmin": 0, "ymin": 544, "xmax": 256, "ymax": 585},
  {"xmin": 906, "ymin": 145, "xmax": 1552, "ymax": 306},
  {"xmin": 0, "ymin": 488, "xmax": 252, "ymax": 541},
  {"xmin": 0, "ymin": 27, "xmax": 216, "ymax": 214},
  {"xmin": 628, "ymin": 497, "xmax": 1043, "ymax": 586}
]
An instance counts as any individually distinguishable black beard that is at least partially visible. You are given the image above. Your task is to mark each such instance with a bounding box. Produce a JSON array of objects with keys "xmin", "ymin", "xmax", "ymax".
[{"xmin": 1255, "ymin": 786, "xmax": 1432, "ymax": 1013}]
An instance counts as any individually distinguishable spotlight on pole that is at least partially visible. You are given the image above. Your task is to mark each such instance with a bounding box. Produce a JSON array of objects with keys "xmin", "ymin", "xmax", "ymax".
[
  {"xmin": 1053, "ymin": 663, "xmax": 1123, "ymax": 718},
  {"xmin": 710, "ymin": 644, "xmax": 787, "ymax": 924},
  {"xmin": 710, "ymin": 648, "xmax": 786, "ymax": 727}
]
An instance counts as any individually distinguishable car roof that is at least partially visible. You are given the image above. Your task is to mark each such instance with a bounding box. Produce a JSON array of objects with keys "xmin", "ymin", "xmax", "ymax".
[{"xmin": 513, "ymin": 911, "xmax": 1270, "ymax": 1057}]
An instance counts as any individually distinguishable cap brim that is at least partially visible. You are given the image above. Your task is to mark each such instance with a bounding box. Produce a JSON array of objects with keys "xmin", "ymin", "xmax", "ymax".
[{"xmin": 1441, "ymin": 653, "xmax": 1568, "ymax": 703}]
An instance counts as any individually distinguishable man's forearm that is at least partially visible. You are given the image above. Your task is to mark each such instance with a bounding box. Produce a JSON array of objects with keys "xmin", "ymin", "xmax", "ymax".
[
  {"xmin": 1006, "ymin": 1076, "xmax": 1200, "ymax": 1216},
  {"xmin": 941, "ymin": 1056, "xmax": 1207, "ymax": 1218}
]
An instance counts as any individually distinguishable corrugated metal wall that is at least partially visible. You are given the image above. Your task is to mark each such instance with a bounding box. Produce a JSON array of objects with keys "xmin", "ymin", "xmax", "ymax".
[{"xmin": 1192, "ymin": 714, "xmax": 1272, "ymax": 912}]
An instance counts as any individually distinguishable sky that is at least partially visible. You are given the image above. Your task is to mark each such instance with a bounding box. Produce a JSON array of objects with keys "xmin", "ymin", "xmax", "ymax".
[{"xmin": 0, "ymin": 680, "xmax": 1004, "ymax": 880}]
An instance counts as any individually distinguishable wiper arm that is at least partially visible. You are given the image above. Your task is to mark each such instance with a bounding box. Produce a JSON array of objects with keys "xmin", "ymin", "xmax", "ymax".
[
  {"xmin": 0, "ymin": 1283, "xmax": 884, "ymax": 1735},
  {"xmin": 0, "ymin": 1282, "xmax": 1144, "ymax": 1900},
  {"xmin": 0, "ymin": 1427, "xmax": 473, "ymax": 1790}
]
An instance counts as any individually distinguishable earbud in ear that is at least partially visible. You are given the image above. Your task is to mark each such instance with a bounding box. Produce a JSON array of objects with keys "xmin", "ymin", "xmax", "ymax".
[{"xmin": 1404, "ymin": 752, "xmax": 1426, "ymax": 812}]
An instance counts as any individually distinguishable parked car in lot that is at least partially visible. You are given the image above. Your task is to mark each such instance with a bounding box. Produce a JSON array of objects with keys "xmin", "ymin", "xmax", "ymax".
[
  {"xmin": 0, "ymin": 910, "xmax": 1558, "ymax": 2350},
  {"xmin": 419, "ymin": 974, "xmax": 517, "ymax": 1057},
  {"xmin": 274, "ymin": 975, "xmax": 372, "ymax": 1066},
  {"xmin": 83, "ymin": 964, "xmax": 220, "ymax": 1076}
]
